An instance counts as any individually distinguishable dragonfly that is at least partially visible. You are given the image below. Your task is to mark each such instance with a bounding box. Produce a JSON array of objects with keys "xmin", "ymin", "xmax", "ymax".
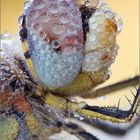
[{"xmin": 0, "ymin": 0, "xmax": 139, "ymax": 139}]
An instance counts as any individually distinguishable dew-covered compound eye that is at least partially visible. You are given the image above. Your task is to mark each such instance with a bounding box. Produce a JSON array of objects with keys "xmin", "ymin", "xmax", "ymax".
[
  {"xmin": 22, "ymin": 0, "xmax": 122, "ymax": 88},
  {"xmin": 51, "ymin": 40, "xmax": 60, "ymax": 49},
  {"xmin": 24, "ymin": 0, "xmax": 84, "ymax": 88}
]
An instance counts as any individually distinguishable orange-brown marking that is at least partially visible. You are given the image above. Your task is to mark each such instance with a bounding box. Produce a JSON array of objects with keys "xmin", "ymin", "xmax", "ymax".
[{"xmin": 13, "ymin": 95, "xmax": 32, "ymax": 114}]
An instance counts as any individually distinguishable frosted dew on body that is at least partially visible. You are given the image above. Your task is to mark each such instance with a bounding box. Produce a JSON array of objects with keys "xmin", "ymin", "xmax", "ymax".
[{"xmin": 82, "ymin": 2, "xmax": 122, "ymax": 72}]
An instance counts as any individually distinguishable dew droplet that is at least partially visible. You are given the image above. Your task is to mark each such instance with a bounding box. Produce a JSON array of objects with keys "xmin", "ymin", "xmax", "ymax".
[
  {"xmin": 52, "ymin": 23, "xmax": 65, "ymax": 35},
  {"xmin": 60, "ymin": 13, "xmax": 71, "ymax": 24},
  {"xmin": 86, "ymin": 0, "xmax": 102, "ymax": 8},
  {"xmin": 33, "ymin": 23, "xmax": 42, "ymax": 32},
  {"xmin": 33, "ymin": 0, "xmax": 46, "ymax": 10},
  {"xmin": 18, "ymin": 15, "xmax": 24, "ymax": 25},
  {"xmin": 40, "ymin": 31, "xmax": 47, "ymax": 39},
  {"xmin": 59, "ymin": 1, "xmax": 69, "ymax": 8},
  {"xmin": 106, "ymin": 11, "xmax": 114, "ymax": 19},
  {"xmin": 80, "ymin": 117, "xmax": 84, "ymax": 120},
  {"xmin": 32, "ymin": 35, "xmax": 37, "ymax": 41},
  {"xmin": 99, "ymin": 2, "xmax": 111, "ymax": 11},
  {"xmin": 68, "ymin": 26, "xmax": 77, "ymax": 35},
  {"xmin": 44, "ymin": 37, "xmax": 50, "ymax": 43},
  {"xmin": 24, "ymin": 1, "xmax": 31, "ymax": 10},
  {"xmin": 40, "ymin": 12, "xmax": 51, "ymax": 23},
  {"xmin": 98, "ymin": 0, "xmax": 103, "ymax": 8},
  {"xmin": 114, "ymin": 13, "xmax": 123, "ymax": 33},
  {"xmin": 5, "ymin": 66, "xmax": 10, "ymax": 71},
  {"xmin": 48, "ymin": 3, "xmax": 59, "ymax": 14},
  {"xmin": 1, "ymin": 76, "xmax": 6, "ymax": 81},
  {"xmin": 51, "ymin": 40, "xmax": 60, "ymax": 49},
  {"xmin": 28, "ymin": 0, "xmax": 33, "ymax": 4},
  {"xmin": 91, "ymin": 22, "xmax": 98, "ymax": 29},
  {"xmin": 29, "ymin": 10, "xmax": 38, "ymax": 19}
]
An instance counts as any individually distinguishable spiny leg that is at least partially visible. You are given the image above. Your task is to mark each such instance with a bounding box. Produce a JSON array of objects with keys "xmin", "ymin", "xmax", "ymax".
[
  {"xmin": 80, "ymin": 87, "xmax": 140, "ymax": 122},
  {"xmin": 76, "ymin": 87, "xmax": 140, "ymax": 123},
  {"xmin": 72, "ymin": 87, "xmax": 140, "ymax": 134},
  {"xmin": 44, "ymin": 87, "xmax": 140, "ymax": 124}
]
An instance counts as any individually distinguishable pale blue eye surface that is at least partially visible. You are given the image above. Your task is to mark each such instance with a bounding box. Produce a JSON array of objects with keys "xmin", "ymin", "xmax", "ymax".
[{"xmin": 28, "ymin": 35, "xmax": 83, "ymax": 88}]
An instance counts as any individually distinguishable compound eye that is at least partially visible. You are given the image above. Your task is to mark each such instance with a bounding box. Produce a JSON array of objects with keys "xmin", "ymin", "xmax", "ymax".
[{"xmin": 51, "ymin": 40, "xmax": 60, "ymax": 49}]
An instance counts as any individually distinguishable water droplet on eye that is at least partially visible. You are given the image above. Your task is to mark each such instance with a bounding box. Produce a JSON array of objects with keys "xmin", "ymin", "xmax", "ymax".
[
  {"xmin": 99, "ymin": 2, "xmax": 111, "ymax": 11},
  {"xmin": 114, "ymin": 13, "xmax": 123, "ymax": 33},
  {"xmin": 29, "ymin": 10, "xmax": 38, "ymax": 19},
  {"xmin": 106, "ymin": 11, "xmax": 114, "ymax": 19},
  {"xmin": 32, "ymin": 35, "xmax": 37, "ymax": 41},
  {"xmin": 51, "ymin": 14, "xmax": 59, "ymax": 20},
  {"xmin": 33, "ymin": 23, "xmax": 42, "ymax": 32},
  {"xmin": 98, "ymin": 0, "xmax": 103, "ymax": 8},
  {"xmin": 48, "ymin": 3, "xmax": 59, "ymax": 14},
  {"xmin": 59, "ymin": 1, "xmax": 69, "ymax": 7},
  {"xmin": 59, "ymin": 0, "xmax": 70, "ymax": 11},
  {"xmin": 24, "ymin": 1, "xmax": 31, "ymax": 10},
  {"xmin": 33, "ymin": 0, "xmax": 46, "ymax": 9},
  {"xmin": 40, "ymin": 12, "xmax": 51, "ymax": 23},
  {"xmin": 68, "ymin": 26, "xmax": 77, "ymax": 34},
  {"xmin": 51, "ymin": 40, "xmax": 60, "ymax": 49},
  {"xmin": 91, "ymin": 22, "xmax": 98, "ymax": 29},
  {"xmin": 86, "ymin": 0, "xmax": 102, "ymax": 8},
  {"xmin": 18, "ymin": 15, "xmax": 24, "ymax": 25},
  {"xmin": 40, "ymin": 31, "xmax": 47, "ymax": 39},
  {"xmin": 67, "ymin": 56, "xmax": 76, "ymax": 62},
  {"xmin": 60, "ymin": 13, "xmax": 71, "ymax": 24},
  {"xmin": 52, "ymin": 23, "xmax": 65, "ymax": 35},
  {"xmin": 28, "ymin": 0, "xmax": 33, "ymax": 4}
]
